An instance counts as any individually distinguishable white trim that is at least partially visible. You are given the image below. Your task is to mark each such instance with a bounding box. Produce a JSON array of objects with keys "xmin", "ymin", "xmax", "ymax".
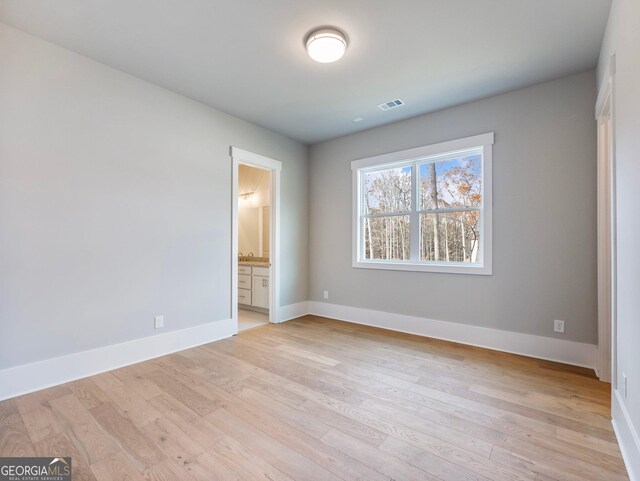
[
  {"xmin": 350, "ymin": 260, "xmax": 490, "ymax": 275},
  {"xmin": 350, "ymin": 132, "xmax": 494, "ymax": 171},
  {"xmin": 231, "ymin": 159, "xmax": 240, "ymax": 329},
  {"xmin": 279, "ymin": 301, "xmax": 310, "ymax": 323},
  {"xmin": 612, "ymin": 389, "xmax": 640, "ymax": 481},
  {"xmin": 351, "ymin": 133, "xmax": 493, "ymax": 275},
  {"xmin": 0, "ymin": 319, "xmax": 235, "ymax": 402},
  {"xmin": 308, "ymin": 301, "xmax": 597, "ymax": 368},
  {"xmin": 230, "ymin": 147, "xmax": 282, "ymax": 328},
  {"xmin": 0, "ymin": 300, "xmax": 308, "ymax": 401},
  {"xmin": 231, "ymin": 147, "xmax": 283, "ymax": 172},
  {"xmin": 595, "ymin": 54, "xmax": 617, "ymax": 384},
  {"xmin": 596, "ymin": 55, "xmax": 616, "ymax": 119}
]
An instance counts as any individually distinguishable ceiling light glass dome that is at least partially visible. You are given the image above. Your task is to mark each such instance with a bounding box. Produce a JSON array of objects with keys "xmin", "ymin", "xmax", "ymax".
[{"xmin": 305, "ymin": 28, "xmax": 348, "ymax": 63}]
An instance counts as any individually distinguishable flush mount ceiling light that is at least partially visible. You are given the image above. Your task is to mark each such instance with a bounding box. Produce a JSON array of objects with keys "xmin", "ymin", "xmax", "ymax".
[{"xmin": 305, "ymin": 27, "xmax": 348, "ymax": 63}]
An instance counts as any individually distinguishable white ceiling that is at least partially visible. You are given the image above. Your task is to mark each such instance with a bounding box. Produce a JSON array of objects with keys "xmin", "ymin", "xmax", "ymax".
[{"xmin": 0, "ymin": 0, "xmax": 611, "ymax": 144}]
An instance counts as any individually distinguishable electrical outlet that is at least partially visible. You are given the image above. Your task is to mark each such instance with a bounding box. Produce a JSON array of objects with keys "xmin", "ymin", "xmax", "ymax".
[
  {"xmin": 553, "ymin": 319, "xmax": 565, "ymax": 333},
  {"xmin": 323, "ymin": 290, "xmax": 329, "ymax": 300},
  {"xmin": 622, "ymin": 373, "xmax": 628, "ymax": 398},
  {"xmin": 154, "ymin": 315, "xmax": 164, "ymax": 329}
]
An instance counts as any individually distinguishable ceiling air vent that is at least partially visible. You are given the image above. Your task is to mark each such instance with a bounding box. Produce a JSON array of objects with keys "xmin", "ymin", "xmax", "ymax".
[{"xmin": 377, "ymin": 99, "xmax": 405, "ymax": 111}]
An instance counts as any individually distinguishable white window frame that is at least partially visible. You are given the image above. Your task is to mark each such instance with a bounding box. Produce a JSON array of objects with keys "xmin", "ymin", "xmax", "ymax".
[{"xmin": 351, "ymin": 132, "xmax": 494, "ymax": 275}]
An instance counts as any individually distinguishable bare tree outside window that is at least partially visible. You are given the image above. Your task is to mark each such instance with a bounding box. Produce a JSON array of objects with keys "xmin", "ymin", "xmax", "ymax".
[
  {"xmin": 419, "ymin": 154, "xmax": 482, "ymax": 263},
  {"xmin": 362, "ymin": 165, "xmax": 411, "ymax": 260},
  {"xmin": 360, "ymin": 152, "xmax": 483, "ymax": 265}
]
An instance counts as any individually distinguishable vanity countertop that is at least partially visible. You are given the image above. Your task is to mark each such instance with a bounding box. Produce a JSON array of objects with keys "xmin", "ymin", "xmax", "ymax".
[
  {"xmin": 239, "ymin": 261, "xmax": 270, "ymax": 267},
  {"xmin": 238, "ymin": 256, "xmax": 270, "ymax": 267}
]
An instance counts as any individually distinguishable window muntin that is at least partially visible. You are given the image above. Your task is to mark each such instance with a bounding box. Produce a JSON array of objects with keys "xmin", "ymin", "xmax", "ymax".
[{"xmin": 352, "ymin": 134, "xmax": 493, "ymax": 274}]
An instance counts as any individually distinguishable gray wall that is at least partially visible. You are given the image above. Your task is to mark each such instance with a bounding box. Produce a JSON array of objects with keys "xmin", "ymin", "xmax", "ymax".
[
  {"xmin": 598, "ymin": 0, "xmax": 640, "ymax": 471},
  {"xmin": 0, "ymin": 23, "xmax": 308, "ymax": 369},
  {"xmin": 309, "ymin": 71, "xmax": 598, "ymax": 344}
]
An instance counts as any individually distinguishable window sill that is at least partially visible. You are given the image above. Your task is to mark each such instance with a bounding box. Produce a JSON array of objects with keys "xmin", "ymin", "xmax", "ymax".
[{"xmin": 352, "ymin": 260, "xmax": 492, "ymax": 275}]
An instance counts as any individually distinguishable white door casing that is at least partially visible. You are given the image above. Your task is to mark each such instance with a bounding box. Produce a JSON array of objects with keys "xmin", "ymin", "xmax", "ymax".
[
  {"xmin": 595, "ymin": 55, "xmax": 616, "ymax": 385},
  {"xmin": 231, "ymin": 147, "xmax": 282, "ymax": 330}
]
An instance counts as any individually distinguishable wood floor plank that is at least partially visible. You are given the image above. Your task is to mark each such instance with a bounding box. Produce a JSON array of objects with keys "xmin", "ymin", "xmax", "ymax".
[
  {"xmin": 142, "ymin": 459, "xmax": 200, "ymax": 481},
  {"xmin": 379, "ymin": 435, "xmax": 495, "ymax": 481},
  {"xmin": 140, "ymin": 417, "xmax": 206, "ymax": 465},
  {"xmin": 182, "ymin": 371, "xmax": 391, "ymax": 481},
  {"xmin": 48, "ymin": 394, "xmax": 119, "ymax": 465},
  {"xmin": 89, "ymin": 402, "xmax": 165, "ymax": 470},
  {"xmin": 138, "ymin": 416, "xmax": 259, "ymax": 480},
  {"xmin": 110, "ymin": 367, "xmax": 165, "ymax": 400},
  {"xmin": 0, "ymin": 411, "xmax": 37, "ymax": 457},
  {"xmin": 201, "ymin": 436, "xmax": 295, "ymax": 481},
  {"xmin": 244, "ymin": 374, "xmax": 389, "ymax": 446},
  {"xmin": 364, "ymin": 390, "xmax": 625, "ymax": 476},
  {"xmin": 0, "ymin": 316, "xmax": 629, "ymax": 481},
  {"xmin": 91, "ymin": 452, "xmax": 147, "ymax": 481},
  {"xmin": 275, "ymin": 343, "xmax": 342, "ymax": 366},
  {"xmin": 16, "ymin": 398, "xmax": 62, "ymax": 444},
  {"xmin": 413, "ymin": 397, "xmax": 625, "ymax": 474},
  {"xmin": 361, "ymin": 397, "xmax": 496, "ymax": 456},
  {"xmin": 145, "ymin": 394, "xmax": 286, "ymax": 480},
  {"xmin": 321, "ymin": 428, "xmax": 441, "ymax": 481},
  {"xmin": 238, "ymin": 362, "xmax": 532, "ymax": 481},
  {"xmin": 68, "ymin": 378, "xmax": 110, "ymax": 411},
  {"xmin": 556, "ymin": 426, "xmax": 623, "ymax": 458},
  {"xmin": 0, "ymin": 399, "xmax": 22, "ymax": 426},
  {"xmin": 145, "ymin": 370, "xmax": 220, "ymax": 417},
  {"xmin": 207, "ymin": 408, "xmax": 341, "ymax": 481},
  {"xmin": 234, "ymin": 385, "xmax": 333, "ymax": 439},
  {"xmin": 34, "ymin": 432, "xmax": 98, "ymax": 481},
  {"xmin": 92, "ymin": 374, "xmax": 163, "ymax": 427}
]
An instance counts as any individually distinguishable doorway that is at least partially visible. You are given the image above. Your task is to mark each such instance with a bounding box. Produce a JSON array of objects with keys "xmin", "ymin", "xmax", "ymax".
[{"xmin": 230, "ymin": 147, "xmax": 281, "ymax": 333}]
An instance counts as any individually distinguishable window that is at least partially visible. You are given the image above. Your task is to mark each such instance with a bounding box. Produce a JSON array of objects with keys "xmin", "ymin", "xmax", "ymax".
[{"xmin": 352, "ymin": 133, "xmax": 493, "ymax": 274}]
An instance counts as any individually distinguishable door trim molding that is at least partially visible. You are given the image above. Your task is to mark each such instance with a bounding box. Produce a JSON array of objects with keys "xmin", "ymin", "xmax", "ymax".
[
  {"xmin": 595, "ymin": 54, "xmax": 616, "ymax": 383},
  {"xmin": 231, "ymin": 147, "xmax": 282, "ymax": 329}
]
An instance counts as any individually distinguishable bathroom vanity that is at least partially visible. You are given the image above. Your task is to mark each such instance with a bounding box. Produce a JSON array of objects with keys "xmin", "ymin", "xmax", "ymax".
[{"xmin": 238, "ymin": 260, "xmax": 270, "ymax": 310}]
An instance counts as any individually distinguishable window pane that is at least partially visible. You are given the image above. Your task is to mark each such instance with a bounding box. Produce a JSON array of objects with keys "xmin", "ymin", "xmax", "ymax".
[
  {"xmin": 364, "ymin": 215, "xmax": 410, "ymax": 261},
  {"xmin": 419, "ymin": 153, "xmax": 482, "ymax": 210},
  {"xmin": 363, "ymin": 165, "xmax": 412, "ymax": 214},
  {"xmin": 420, "ymin": 211, "xmax": 480, "ymax": 263}
]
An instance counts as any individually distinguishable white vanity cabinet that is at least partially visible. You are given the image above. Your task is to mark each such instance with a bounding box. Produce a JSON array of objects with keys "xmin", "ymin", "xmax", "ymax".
[
  {"xmin": 238, "ymin": 264, "xmax": 269, "ymax": 310},
  {"xmin": 251, "ymin": 267, "xmax": 269, "ymax": 309},
  {"xmin": 238, "ymin": 265, "xmax": 252, "ymax": 306}
]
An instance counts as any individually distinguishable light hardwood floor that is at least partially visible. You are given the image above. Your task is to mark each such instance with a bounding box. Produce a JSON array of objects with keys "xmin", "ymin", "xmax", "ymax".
[
  {"xmin": 238, "ymin": 308, "xmax": 269, "ymax": 332},
  {"xmin": 0, "ymin": 315, "xmax": 629, "ymax": 481}
]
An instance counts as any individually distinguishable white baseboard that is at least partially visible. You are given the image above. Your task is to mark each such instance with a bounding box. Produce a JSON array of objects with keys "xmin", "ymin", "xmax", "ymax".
[
  {"xmin": 308, "ymin": 301, "xmax": 597, "ymax": 369},
  {"xmin": 0, "ymin": 301, "xmax": 601, "ymax": 402},
  {"xmin": 278, "ymin": 301, "xmax": 310, "ymax": 323},
  {"xmin": 612, "ymin": 389, "xmax": 640, "ymax": 481},
  {"xmin": 0, "ymin": 318, "xmax": 235, "ymax": 402}
]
